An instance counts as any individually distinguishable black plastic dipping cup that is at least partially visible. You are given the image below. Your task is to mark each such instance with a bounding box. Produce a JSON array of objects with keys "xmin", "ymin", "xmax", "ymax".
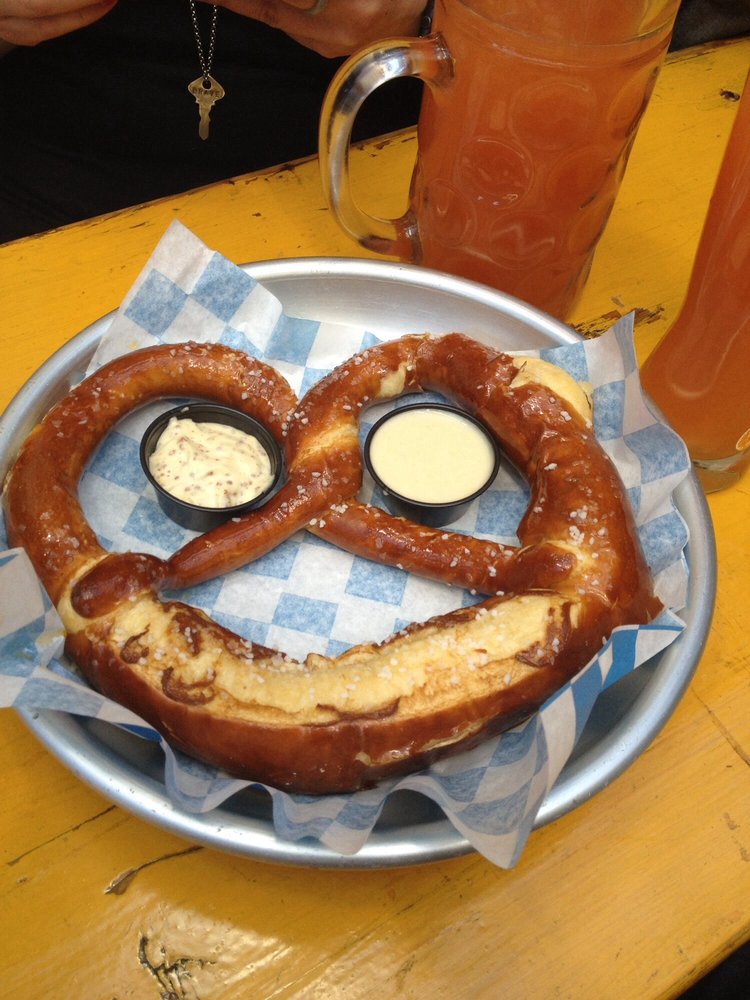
[
  {"xmin": 363, "ymin": 402, "xmax": 500, "ymax": 528},
  {"xmin": 140, "ymin": 402, "xmax": 284, "ymax": 532}
]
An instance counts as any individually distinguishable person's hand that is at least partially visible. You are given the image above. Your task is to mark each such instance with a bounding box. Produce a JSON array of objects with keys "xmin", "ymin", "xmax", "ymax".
[
  {"xmin": 0, "ymin": 0, "xmax": 117, "ymax": 46},
  {"xmin": 205, "ymin": 0, "xmax": 429, "ymax": 58}
]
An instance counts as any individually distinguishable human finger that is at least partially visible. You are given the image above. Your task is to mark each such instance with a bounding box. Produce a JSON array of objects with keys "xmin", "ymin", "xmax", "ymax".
[
  {"xmin": 205, "ymin": 0, "xmax": 426, "ymax": 58},
  {"xmin": 0, "ymin": 0, "xmax": 117, "ymax": 46},
  {"xmin": 279, "ymin": 0, "xmax": 328, "ymax": 10}
]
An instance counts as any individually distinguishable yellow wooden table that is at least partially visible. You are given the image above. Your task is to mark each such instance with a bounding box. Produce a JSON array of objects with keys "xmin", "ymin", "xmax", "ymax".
[{"xmin": 1, "ymin": 37, "xmax": 749, "ymax": 1000}]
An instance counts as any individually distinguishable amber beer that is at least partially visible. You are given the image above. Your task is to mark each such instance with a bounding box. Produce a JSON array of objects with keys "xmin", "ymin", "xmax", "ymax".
[
  {"xmin": 641, "ymin": 72, "xmax": 750, "ymax": 490},
  {"xmin": 320, "ymin": 0, "xmax": 681, "ymax": 320},
  {"xmin": 410, "ymin": 0, "xmax": 678, "ymax": 318}
]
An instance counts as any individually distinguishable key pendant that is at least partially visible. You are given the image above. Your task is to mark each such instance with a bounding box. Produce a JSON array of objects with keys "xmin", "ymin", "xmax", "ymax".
[{"xmin": 188, "ymin": 75, "xmax": 225, "ymax": 140}]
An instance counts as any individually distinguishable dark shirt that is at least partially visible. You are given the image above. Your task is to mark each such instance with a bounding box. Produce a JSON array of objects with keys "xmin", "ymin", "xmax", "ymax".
[
  {"xmin": 0, "ymin": 0, "xmax": 423, "ymax": 242},
  {"xmin": 670, "ymin": 0, "xmax": 750, "ymax": 48}
]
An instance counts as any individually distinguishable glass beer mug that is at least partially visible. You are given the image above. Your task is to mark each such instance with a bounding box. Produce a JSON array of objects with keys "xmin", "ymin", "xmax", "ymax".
[{"xmin": 320, "ymin": 0, "xmax": 681, "ymax": 320}]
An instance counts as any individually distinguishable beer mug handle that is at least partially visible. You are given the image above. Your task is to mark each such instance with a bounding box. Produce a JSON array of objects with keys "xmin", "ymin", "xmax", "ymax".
[{"xmin": 319, "ymin": 36, "xmax": 452, "ymax": 260}]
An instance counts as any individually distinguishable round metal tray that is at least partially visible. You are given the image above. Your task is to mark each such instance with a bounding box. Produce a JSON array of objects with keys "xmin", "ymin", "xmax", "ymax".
[{"xmin": 1, "ymin": 257, "xmax": 716, "ymax": 868}]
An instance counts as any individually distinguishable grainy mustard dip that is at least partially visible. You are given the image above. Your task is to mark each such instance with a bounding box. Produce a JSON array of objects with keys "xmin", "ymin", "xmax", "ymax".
[{"xmin": 149, "ymin": 416, "xmax": 274, "ymax": 508}]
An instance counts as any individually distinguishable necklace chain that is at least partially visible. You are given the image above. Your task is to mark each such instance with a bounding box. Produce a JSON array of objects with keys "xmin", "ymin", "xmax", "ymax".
[
  {"xmin": 189, "ymin": 1, "xmax": 218, "ymax": 87},
  {"xmin": 186, "ymin": 0, "xmax": 224, "ymax": 139}
]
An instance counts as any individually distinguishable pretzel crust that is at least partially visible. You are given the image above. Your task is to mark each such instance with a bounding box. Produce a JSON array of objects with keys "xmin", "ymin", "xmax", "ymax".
[{"xmin": 3, "ymin": 335, "xmax": 661, "ymax": 793}]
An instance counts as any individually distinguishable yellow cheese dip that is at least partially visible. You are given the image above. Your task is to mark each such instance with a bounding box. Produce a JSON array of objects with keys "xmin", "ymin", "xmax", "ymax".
[
  {"xmin": 148, "ymin": 417, "xmax": 274, "ymax": 508},
  {"xmin": 368, "ymin": 407, "xmax": 496, "ymax": 503}
]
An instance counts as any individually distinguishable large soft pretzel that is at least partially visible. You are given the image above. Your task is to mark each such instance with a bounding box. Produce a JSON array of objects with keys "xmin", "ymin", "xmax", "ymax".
[{"xmin": 3, "ymin": 334, "xmax": 661, "ymax": 794}]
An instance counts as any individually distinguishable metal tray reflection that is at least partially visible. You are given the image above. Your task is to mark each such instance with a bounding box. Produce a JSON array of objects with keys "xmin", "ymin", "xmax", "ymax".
[{"xmin": 1, "ymin": 257, "xmax": 716, "ymax": 868}]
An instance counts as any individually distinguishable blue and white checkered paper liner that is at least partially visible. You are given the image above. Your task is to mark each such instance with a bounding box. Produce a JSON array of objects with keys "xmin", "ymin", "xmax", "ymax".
[{"xmin": 0, "ymin": 221, "xmax": 689, "ymax": 867}]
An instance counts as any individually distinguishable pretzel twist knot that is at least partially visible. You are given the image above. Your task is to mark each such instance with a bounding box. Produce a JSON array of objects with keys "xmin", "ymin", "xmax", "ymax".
[{"xmin": 3, "ymin": 335, "xmax": 661, "ymax": 793}]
